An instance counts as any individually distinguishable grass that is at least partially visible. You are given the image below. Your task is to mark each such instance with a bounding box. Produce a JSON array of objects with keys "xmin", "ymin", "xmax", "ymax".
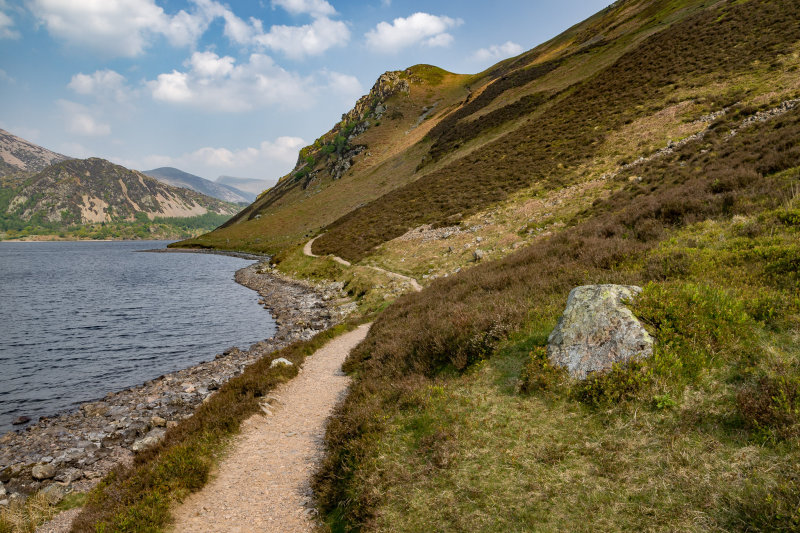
[
  {"xmin": 313, "ymin": 91, "xmax": 800, "ymax": 530},
  {"xmin": 71, "ymin": 322, "xmax": 359, "ymax": 532},
  {"xmin": 314, "ymin": 0, "xmax": 800, "ymax": 261}
]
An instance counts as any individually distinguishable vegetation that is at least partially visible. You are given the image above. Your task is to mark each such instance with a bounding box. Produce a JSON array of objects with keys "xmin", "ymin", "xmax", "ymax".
[
  {"xmin": 71, "ymin": 322, "xmax": 359, "ymax": 532},
  {"xmin": 314, "ymin": 0, "xmax": 800, "ymax": 261},
  {"xmin": 65, "ymin": 0, "xmax": 800, "ymax": 531},
  {"xmin": 312, "ymin": 96, "xmax": 800, "ymax": 530}
]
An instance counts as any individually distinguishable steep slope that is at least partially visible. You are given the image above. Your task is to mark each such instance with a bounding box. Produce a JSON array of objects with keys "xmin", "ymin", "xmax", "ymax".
[
  {"xmin": 0, "ymin": 128, "xmax": 70, "ymax": 177},
  {"xmin": 144, "ymin": 167, "xmax": 254, "ymax": 204},
  {"xmin": 81, "ymin": 0, "xmax": 800, "ymax": 531},
  {"xmin": 0, "ymin": 158, "xmax": 239, "ymax": 239}
]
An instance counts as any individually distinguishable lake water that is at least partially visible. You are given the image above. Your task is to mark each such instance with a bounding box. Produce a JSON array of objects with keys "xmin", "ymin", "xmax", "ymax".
[{"xmin": 0, "ymin": 241, "xmax": 275, "ymax": 434}]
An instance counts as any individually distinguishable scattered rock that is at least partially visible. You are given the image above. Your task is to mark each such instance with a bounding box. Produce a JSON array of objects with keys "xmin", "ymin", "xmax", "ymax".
[
  {"xmin": 473, "ymin": 249, "xmax": 486, "ymax": 262},
  {"xmin": 11, "ymin": 416, "xmax": 30, "ymax": 425},
  {"xmin": 40, "ymin": 483, "xmax": 66, "ymax": 504},
  {"xmin": 0, "ymin": 481, "xmax": 6, "ymax": 497},
  {"xmin": 31, "ymin": 464, "xmax": 56, "ymax": 480},
  {"xmin": 547, "ymin": 285, "xmax": 653, "ymax": 379},
  {"xmin": 131, "ymin": 429, "xmax": 166, "ymax": 452},
  {"xmin": 151, "ymin": 416, "xmax": 167, "ymax": 427},
  {"xmin": 270, "ymin": 358, "xmax": 294, "ymax": 368}
]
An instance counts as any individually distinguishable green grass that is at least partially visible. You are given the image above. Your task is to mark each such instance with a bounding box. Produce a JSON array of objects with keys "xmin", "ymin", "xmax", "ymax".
[
  {"xmin": 313, "ymin": 92, "xmax": 800, "ymax": 530},
  {"xmin": 72, "ymin": 322, "xmax": 359, "ymax": 532}
]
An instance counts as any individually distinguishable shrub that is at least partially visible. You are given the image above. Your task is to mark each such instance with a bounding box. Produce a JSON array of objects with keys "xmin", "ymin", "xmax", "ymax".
[
  {"xmin": 571, "ymin": 360, "xmax": 652, "ymax": 406},
  {"xmin": 519, "ymin": 346, "xmax": 566, "ymax": 393},
  {"xmin": 737, "ymin": 371, "xmax": 800, "ymax": 441}
]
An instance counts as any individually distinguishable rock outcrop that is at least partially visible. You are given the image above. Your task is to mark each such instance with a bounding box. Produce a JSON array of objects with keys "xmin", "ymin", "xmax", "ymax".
[{"xmin": 547, "ymin": 285, "xmax": 653, "ymax": 379}]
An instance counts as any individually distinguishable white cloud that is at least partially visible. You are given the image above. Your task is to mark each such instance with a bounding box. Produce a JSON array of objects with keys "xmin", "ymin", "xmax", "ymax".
[
  {"xmin": 188, "ymin": 51, "xmax": 235, "ymax": 78},
  {"xmin": 28, "ymin": 0, "xmax": 212, "ymax": 56},
  {"xmin": 272, "ymin": 0, "xmax": 335, "ymax": 18},
  {"xmin": 59, "ymin": 100, "xmax": 111, "ymax": 137},
  {"xmin": 365, "ymin": 12, "xmax": 462, "ymax": 52},
  {"xmin": 150, "ymin": 70, "xmax": 193, "ymax": 103},
  {"xmin": 148, "ymin": 51, "xmax": 359, "ymax": 112},
  {"xmin": 254, "ymin": 17, "xmax": 350, "ymax": 59},
  {"xmin": 472, "ymin": 41, "xmax": 523, "ymax": 62},
  {"xmin": 143, "ymin": 136, "xmax": 305, "ymax": 179},
  {"xmin": 68, "ymin": 70, "xmax": 134, "ymax": 103},
  {"xmin": 0, "ymin": 9, "xmax": 19, "ymax": 39}
]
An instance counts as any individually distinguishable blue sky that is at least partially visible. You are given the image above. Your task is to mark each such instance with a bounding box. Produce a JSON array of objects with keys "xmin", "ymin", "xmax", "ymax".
[{"xmin": 0, "ymin": 0, "xmax": 610, "ymax": 183}]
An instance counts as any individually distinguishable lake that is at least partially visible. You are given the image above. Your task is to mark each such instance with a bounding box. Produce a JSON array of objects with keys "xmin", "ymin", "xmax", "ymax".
[{"xmin": 0, "ymin": 241, "xmax": 275, "ymax": 434}]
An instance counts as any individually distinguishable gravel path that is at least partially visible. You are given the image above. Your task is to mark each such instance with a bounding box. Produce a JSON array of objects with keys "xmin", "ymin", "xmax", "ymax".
[
  {"xmin": 304, "ymin": 236, "xmax": 421, "ymax": 291},
  {"xmin": 170, "ymin": 323, "xmax": 371, "ymax": 533}
]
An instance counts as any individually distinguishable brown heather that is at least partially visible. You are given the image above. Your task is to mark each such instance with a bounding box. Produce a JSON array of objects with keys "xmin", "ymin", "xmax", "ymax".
[{"xmin": 314, "ymin": 0, "xmax": 800, "ymax": 262}]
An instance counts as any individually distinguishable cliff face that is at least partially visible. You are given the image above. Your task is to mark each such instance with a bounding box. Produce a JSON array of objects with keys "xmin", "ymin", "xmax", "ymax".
[
  {"xmin": 4, "ymin": 158, "xmax": 238, "ymax": 225},
  {"xmin": 0, "ymin": 129, "xmax": 70, "ymax": 177}
]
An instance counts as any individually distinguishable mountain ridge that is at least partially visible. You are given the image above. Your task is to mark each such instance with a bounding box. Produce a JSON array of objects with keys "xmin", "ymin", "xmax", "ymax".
[{"xmin": 143, "ymin": 167, "xmax": 255, "ymax": 204}]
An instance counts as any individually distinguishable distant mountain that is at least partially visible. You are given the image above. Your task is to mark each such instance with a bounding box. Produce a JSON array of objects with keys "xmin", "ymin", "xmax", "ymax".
[
  {"xmin": 0, "ymin": 129, "xmax": 71, "ymax": 177},
  {"xmin": 143, "ymin": 167, "xmax": 254, "ymax": 204},
  {"xmin": 216, "ymin": 175, "xmax": 275, "ymax": 196},
  {"xmin": 0, "ymin": 158, "xmax": 239, "ymax": 240}
]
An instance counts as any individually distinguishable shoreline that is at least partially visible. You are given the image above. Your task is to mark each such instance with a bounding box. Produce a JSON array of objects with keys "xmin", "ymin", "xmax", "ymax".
[{"xmin": 0, "ymin": 258, "xmax": 352, "ymax": 504}]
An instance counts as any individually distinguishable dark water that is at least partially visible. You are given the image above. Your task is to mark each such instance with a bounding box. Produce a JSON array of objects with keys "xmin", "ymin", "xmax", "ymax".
[{"xmin": 0, "ymin": 241, "xmax": 275, "ymax": 434}]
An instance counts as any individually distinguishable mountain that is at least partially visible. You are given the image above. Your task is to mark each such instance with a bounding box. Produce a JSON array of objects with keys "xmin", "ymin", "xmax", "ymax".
[
  {"xmin": 180, "ymin": 0, "xmax": 800, "ymax": 260},
  {"xmin": 216, "ymin": 175, "xmax": 276, "ymax": 196},
  {"xmin": 143, "ymin": 167, "xmax": 254, "ymax": 204},
  {"xmin": 81, "ymin": 0, "xmax": 800, "ymax": 530},
  {"xmin": 0, "ymin": 128, "xmax": 70, "ymax": 177},
  {"xmin": 1, "ymin": 157, "xmax": 239, "ymax": 240}
]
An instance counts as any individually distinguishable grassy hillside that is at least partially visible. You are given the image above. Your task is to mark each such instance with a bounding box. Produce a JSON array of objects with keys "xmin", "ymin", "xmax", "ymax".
[
  {"xmin": 72, "ymin": 0, "xmax": 799, "ymax": 531},
  {"xmin": 0, "ymin": 158, "xmax": 238, "ymax": 240}
]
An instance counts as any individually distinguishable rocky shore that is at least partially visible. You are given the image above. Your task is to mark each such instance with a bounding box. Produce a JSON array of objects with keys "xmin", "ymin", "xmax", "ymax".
[{"xmin": 0, "ymin": 259, "xmax": 354, "ymax": 506}]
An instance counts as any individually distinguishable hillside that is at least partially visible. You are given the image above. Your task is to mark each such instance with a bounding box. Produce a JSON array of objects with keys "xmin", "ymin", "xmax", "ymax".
[
  {"xmin": 143, "ymin": 167, "xmax": 255, "ymax": 204},
  {"xmin": 0, "ymin": 158, "xmax": 239, "ymax": 240},
  {"xmin": 80, "ymin": 0, "xmax": 800, "ymax": 531},
  {"xmin": 0, "ymin": 128, "xmax": 70, "ymax": 177}
]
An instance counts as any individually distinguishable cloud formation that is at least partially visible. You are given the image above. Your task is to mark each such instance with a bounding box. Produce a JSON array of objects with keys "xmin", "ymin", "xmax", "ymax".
[
  {"xmin": 472, "ymin": 41, "xmax": 523, "ymax": 62},
  {"xmin": 365, "ymin": 12, "xmax": 462, "ymax": 52},
  {"xmin": 0, "ymin": 8, "xmax": 19, "ymax": 39},
  {"xmin": 59, "ymin": 100, "xmax": 111, "ymax": 136},
  {"xmin": 254, "ymin": 17, "xmax": 350, "ymax": 59},
  {"xmin": 142, "ymin": 136, "xmax": 306, "ymax": 179},
  {"xmin": 148, "ymin": 51, "xmax": 361, "ymax": 112},
  {"xmin": 28, "ymin": 0, "xmax": 209, "ymax": 57},
  {"xmin": 68, "ymin": 70, "xmax": 134, "ymax": 103},
  {"xmin": 271, "ymin": 0, "xmax": 336, "ymax": 18},
  {"xmin": 28, "ymin": 0, "xmax": 349, "ymax": 59}
]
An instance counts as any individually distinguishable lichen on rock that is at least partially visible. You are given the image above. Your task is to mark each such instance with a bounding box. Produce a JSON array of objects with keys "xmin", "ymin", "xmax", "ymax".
[{"xmin": 547, "ymin": 285, "xmax": 653, "ymax": 380}]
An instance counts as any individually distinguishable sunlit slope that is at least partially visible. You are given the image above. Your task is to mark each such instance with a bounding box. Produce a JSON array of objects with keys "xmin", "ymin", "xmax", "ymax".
[{"xmin": 314, "ymin": 0, "xmax": 800, "ymax": 261}]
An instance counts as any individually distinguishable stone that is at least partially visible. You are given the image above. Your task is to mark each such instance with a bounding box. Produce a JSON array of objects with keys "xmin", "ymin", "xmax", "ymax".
[
  {"xmin": 547, "ymin": 285, "xmax": 653, "ymax": 380},
  {"xmin": 131, "ymin": 429, "xmax": 166, "ymax": 452},
  {"xmin": 473, "ymin": 249, "xmax": 486, "ymax": 262},
  {"xmin": 40, "ymin": 483, "xmax": 66, "ymax": 504},
  {"xmin": 31, "ymin": 463, "xmax": 56, "ymax": 480},
  {"xmin": 151, "ymin": 416, "xmax": 167, "ymax": 427},
  {"xmin": 166, "ymin": 421, "xmax": 178, "ymax": 429},
  {"xmin": 270, "ymin": 358, "xmax": 294, "ymax": 368},
  {"xmin": 12, "ymin": 416, "xmax": 30, "ymax": 425},
  {"xmin": 0, "ymin": 482, "xmax": 6, "ymax": 497}
]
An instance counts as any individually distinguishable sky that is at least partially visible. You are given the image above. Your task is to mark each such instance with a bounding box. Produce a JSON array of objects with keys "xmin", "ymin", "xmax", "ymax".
[{"xmin": 0, "ymin": 0, "xmax": 610, "ymax": 183}]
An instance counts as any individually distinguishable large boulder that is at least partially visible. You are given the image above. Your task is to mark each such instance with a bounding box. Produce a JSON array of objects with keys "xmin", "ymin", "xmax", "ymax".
[{"xmin": 547, "ymin": 285, "xmax": 653, "ymax": 379}]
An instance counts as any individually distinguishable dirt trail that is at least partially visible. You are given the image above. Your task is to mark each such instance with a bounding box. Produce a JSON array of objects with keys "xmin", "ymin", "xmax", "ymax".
[
  {"xmin": 304, "ymin": 236, "xmax": 422, "ymax": 292},
  {"xmin": 171, "ymin": 323, "xmax": 371, "ymax": 533}
]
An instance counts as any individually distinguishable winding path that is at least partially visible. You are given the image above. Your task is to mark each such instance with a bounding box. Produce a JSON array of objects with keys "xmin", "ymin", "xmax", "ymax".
[
  {"xmin": 304, "ymin": 236, "xmax": 422, "ymax": 292},
  {"xmin": 171, "ymin": 324, "xmax": 371, "ymax": 533}
]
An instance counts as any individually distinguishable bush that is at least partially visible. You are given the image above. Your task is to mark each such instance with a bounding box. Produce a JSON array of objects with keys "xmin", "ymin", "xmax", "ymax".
[
  {"xmin": 519, "ymin": 346, "xmax": 566, "ymax": 393},
  {"xmin": 571, "ymin": 360, "xmax": 652, "ymax": 406},
  {"xmin": 737, "ymin": 371, "xmax": 800, "ymax": 441}
]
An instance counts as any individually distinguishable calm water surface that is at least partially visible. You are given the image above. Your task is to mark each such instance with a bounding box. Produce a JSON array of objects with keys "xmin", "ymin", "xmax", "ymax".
[{"xmin": 0, "ymin": 241, "xmax": 275, "ymax": 434}]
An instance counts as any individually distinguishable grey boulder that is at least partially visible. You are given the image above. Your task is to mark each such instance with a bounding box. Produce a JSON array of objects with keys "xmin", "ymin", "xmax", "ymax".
[{"xmin": 547, "ymin": 285, "xmax": 653, "ymax": 379}]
